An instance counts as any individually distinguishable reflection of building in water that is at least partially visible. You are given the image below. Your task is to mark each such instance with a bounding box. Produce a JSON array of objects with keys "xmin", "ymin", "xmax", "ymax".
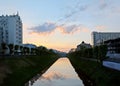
[{"xmin": 91, "ymin": 31, "xmax": 120, "ymax": 46}]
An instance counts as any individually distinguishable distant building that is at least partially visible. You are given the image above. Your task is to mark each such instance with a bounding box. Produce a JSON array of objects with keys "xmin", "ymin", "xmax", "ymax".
[
  {"xmin": 76, "ymin": 41, "xmax": 92, "ymax": 51},
  {"xmin": 0, "ymin": 13, "xmax": 22, "ymax": 45},
  {"xmin": 91, "ymin": 31, "xmax": 120, "ymax": 46}
]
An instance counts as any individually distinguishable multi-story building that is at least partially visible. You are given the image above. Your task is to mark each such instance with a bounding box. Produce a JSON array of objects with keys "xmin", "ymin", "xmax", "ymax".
[
  {"xmin": 91, "ymin": 31, "xmax": 120, "ymax": 46},
  {"xmin": 0, "ymin": 13, "xmax": 22, "ymax": 45}
]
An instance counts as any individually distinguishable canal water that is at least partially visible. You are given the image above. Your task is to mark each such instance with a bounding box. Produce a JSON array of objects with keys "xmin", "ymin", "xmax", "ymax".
[{"xmin": 29, "ymin": 58, "xmax": 84, "ymax": 86}]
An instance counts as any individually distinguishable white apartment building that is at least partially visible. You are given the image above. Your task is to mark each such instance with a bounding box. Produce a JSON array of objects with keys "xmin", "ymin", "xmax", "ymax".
[
  {"xmin": 0, "ymin": 13, "xmax": 22, "ymax": 45},
  {"xmin": 92, "ymin": 32, "xmax": 120, "ymax": 46}
]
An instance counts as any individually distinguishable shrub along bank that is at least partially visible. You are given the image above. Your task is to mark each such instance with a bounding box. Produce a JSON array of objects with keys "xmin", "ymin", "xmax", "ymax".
[
  {"xmin": 0, "ymin": 52, "xmax": 59, "ymax": 86},
  {"xmin": 73, "ymin": 45, "xmax": 108, "ymax": 61},
  {"xmin": 68, "ymin": 54, "xmax": 120, "ymax": 86}
]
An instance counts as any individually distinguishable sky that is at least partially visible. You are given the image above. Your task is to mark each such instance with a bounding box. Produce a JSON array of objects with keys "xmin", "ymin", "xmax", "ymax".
[{"xmin": 0, "ymin": 0, "xmax": 120, "ymax": 52}]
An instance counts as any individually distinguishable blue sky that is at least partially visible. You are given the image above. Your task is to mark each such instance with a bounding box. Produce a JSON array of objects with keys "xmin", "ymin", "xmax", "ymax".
[{"xmin": 0, "ymin": 0, "xmax": 120, "ymax": 52}]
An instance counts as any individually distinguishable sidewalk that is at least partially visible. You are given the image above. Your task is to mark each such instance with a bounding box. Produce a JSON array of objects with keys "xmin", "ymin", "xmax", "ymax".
[
  {"xmin": 104, "ymin": 57, "xmax": 120, "ymax": 63},
  {"xmin": 79, "ymin": 57, "xmax": 120, "ymax": 71},
  {"xmin": 103, "ymin": 58, "xmax": 120, "ymax": 71}
]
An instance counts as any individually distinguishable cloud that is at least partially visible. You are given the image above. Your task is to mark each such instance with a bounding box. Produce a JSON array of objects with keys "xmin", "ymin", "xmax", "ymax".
[
  {"xmin": 58, "ymin": 24, "xmax": 90, "ymax": 34},
  {"xmin": 40, "ymin": 71, "xmax": 69, "ymax": 81},
  {"xmin": 95, "ymin": 25, "xmax": 107, "ymax": 31},
  {"xmin": 58, "ymin": 25, "xmax": 80, "ymax": 34},
  {"xmin": 64, "ymin": 5, "xmax": 88, "ymax": 19},
  {"xmin": 100, "ymin": 3, "xmax": 107, "ymax": 10},
  {"xmin": 110, "ymin": 6, "xmax": 120, "ymax": 14},
  {"xmin": 29, "ymin": 22, "xmax": 57, "ymax": 35},
  {"xmin": 74, "ymin": 0, "xmax": 88, "ymax": 11},
  {"xmin": 29, "ymin": 22, "xmax": 90, "ymax": 35},
  {"xmin": 79, "ymin": 5, "xmax": 88, "ymax": 11},
  {"xmin": 57, "ymin": 1, "xmax": 88, "ymax": 22},
  {"xmin": 99, "ymin": 0, "xmax": 107, "ymax": 10}
]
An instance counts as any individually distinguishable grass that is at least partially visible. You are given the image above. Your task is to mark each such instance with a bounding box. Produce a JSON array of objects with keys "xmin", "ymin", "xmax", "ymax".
[
  {"xmin": 68, "ymin": 56, "xmax": 120, "ymax": 86},
  {"xmin": 0, "ymin": 54, "xmax": 58, "ymax": 86}
]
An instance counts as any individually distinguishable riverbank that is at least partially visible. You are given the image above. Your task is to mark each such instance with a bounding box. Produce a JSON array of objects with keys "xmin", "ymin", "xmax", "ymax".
[
  {"xmin": 68, "ymin": 56, "xmax": 120, "ymax": 86},
  {"xmin": 0, "ymin": 54, "xmax": 58, "ymax": 86}
]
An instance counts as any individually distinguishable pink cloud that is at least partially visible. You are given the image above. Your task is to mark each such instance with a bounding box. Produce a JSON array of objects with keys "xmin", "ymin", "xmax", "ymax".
[
  {"xmin": 95, "ymin": 25, "xmax": 107, "ymax": 31},
  {"xmin": 29, "ymin": 22, "xmax": 90, "ymax": 35},
  {"xmin": 99, "ymin": 0, "xmax": 107, "ymax": 9},
  {"xmin": 58, "ymin": 24, "xmax": 90, "ymax": 34}
]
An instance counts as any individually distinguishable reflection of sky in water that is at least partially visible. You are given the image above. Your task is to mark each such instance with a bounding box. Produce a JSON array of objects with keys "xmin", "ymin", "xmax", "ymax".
[{"xmin": 31, "ymin": 58, "xmax": 84, "ymax": 86}]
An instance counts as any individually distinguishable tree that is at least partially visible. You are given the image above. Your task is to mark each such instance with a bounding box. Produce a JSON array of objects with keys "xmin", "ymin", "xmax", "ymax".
[
  {"xmin": 1, "ymin": 43, "xmax": 8, "ymax": 55},
  {"xmin": 93, "ymin": 45, "xmax": 107, "ymax": 62},
  {"xmin": 23, "ymin": 47, "xmax": 27, "ymax": 55},
  {"xmin": 26, "ymin": 47, "xmax": 30, "ymax": 55},
  {"xmin": 14, "ymin": 45, "xmax": 19, "ymax": 54},
  {"xmin": 83, "ymin": 48, "xmax": 93, "ymax": 58},
  {"xmin": 93, "ymin": 46, "xmax": 99, "ymax": 59},
  {"xmin": 20, "ymin": 46, "xmax": 23, "ymax": 55},
  {"xmin": 87, "ymin": 48, "xmax": 93, "ymax": 58},
  {"xmin": 49, "ymin": 49, "xmax": 54, "ymax": 53},
  {"xmin": 8, "ymin": 44, "xmax": 14, "ymax": 55},
  {"xmin": 37, "ymin": 46, "xmax": 48, "ymax": 51},
  {"xmin": 31, "ymin": 48, "xmax": 36, "ymax": 55},
  {"xmin": 36, "ymin": 46, "xmax": 48, "ymax": 55},
  {"xmin": 98, "ymin": 45, "xmax": 107, "ymax": 61}
]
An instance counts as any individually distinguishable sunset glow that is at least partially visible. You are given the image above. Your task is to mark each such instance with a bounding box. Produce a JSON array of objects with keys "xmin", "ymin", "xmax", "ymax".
[{"xmin": 1, "ymin": 0, "xmax": 120, "ymax": 52}]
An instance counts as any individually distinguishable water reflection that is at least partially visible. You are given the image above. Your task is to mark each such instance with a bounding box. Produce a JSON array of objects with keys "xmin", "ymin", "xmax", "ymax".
[{"xmin": 29, "ymin": 58, "xmax": 84, "ymax": 86}]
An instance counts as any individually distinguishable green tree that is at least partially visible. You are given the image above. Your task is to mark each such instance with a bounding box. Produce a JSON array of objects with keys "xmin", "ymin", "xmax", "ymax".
[
  {"xmin": 93, "ymin": 46, "xmax": 99, "ymax": 59},
  {"xmin": 38, "ymin": 46, "xmax": 47, "ymax": 51},
  {"xmin": 1, "ymin": 43, "xmax": 8, "ymax": 55},
  {"xmin": 23, "ymin": 47, "xmax": 27, "ymax": 55},
  {"xmin": 98, "ymin": 45, "xmax": 107, "ymax": 61},
  {"xmin": 36, "ymin": 46, "xmax": 48, "ymax": 55},
  {"xmin": 31, "ymin": 48, "xmax": 36, "ymax": 55},
  {"xmin": 20, "ymin": 46, "xmax": 23, "ymax": 55},
  {"xmin": 26, "ymin": 47, "xmax": 30, "ymax": 55},
  {"xmin": 8, "ymin": 44, "xmax": 14, "ymax": 55},
  {"xmin": 93, "ymin": 45, "xmax": 107, "ymax": 62},
  {"xmin": 15, "ymin": 45, "xmax": 19, "ymax": 54},
  {"xmin": 84, "ymin": 48, "xmax": 93, "ymax": 58}
]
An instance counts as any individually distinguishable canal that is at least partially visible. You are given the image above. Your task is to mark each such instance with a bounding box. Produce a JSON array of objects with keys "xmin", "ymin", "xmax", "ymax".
[{"xmin": 29, "ymin": 58, "xmax": 84, "ymax": 86}]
